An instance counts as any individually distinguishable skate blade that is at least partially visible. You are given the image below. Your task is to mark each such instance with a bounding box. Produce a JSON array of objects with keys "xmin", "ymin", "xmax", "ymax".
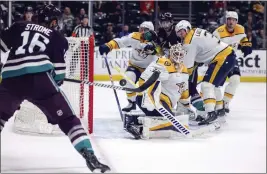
[{"xmin": 93, "ymin": 169, "xmax": 111, "ymax": 173}]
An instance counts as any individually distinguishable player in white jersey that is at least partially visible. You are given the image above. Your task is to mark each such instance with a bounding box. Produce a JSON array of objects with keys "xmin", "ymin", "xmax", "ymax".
[
  {"xmin": 99, "ymin": 21, "xmax": 158, "ymax": 113},
  {"xmin": 124, "ymin": 44, "xmax": 190, "ymax": 139},
  {"xmin": 175, "ymin": 20, "xmax": 237, "ymax": 124},
  {"xmin": 212, "ymin": 11, "xmax": 252, "ymax": 115}
]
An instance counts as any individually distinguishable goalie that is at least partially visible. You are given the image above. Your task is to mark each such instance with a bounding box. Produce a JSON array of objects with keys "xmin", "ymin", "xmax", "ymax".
[{"xmin": 124, "ymin": 44, "xmax": 191, "ymax": 139}]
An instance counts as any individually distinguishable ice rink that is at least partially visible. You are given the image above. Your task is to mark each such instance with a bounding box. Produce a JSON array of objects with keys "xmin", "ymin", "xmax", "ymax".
[{"xmin": 1, "ymin": 82, "xmax": 266, "ymax": 173}]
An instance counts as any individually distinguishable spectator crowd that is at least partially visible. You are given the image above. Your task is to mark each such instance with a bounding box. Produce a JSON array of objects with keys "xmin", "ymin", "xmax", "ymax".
[
  {"xmin": 196, "ymin": 1, "xmax": 265, "ymax": 49},
  {"xmin": 0, "ymin": 1, "xmax": 266, "ymax": 49}
]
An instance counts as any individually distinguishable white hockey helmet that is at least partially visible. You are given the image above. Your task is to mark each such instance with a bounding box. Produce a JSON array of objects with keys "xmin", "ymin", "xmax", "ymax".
[
  {"xmin": 225, "ymin": 11, "xmax": 238, "ymax": 21},
  {"xmin": 140, "ymin": 21, "xmax": 154, "ymax": 31},
  {"xmin": 169, "ymin": 43, "xmax": 186, "ymax": 67},
  {"xmin": 175, "ymin": 20, "xmax": 192, "ymax": 33}
]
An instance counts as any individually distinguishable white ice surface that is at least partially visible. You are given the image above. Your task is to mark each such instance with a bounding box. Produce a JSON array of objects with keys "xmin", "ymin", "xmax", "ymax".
[{"xmin": 1, "ymin": 82, "xmax": 266, "ymax": 173}]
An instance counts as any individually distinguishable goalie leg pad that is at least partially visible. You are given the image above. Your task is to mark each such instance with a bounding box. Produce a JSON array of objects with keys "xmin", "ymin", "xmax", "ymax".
[{"xmin": 141, "ymin": 114, "xmax": 189, "ymax": 139}]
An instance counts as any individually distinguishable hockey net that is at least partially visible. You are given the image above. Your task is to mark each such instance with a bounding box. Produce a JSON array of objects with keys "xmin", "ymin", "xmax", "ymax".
[{"xmin": 13, "ymin": 36, "xmax": 94, "ymax": 135}]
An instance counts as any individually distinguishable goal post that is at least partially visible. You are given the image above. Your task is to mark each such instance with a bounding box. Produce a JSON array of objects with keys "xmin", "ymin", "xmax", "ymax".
[{"xmin": 13, "ymin": 35, "xmax": 95, "ymax": 135}]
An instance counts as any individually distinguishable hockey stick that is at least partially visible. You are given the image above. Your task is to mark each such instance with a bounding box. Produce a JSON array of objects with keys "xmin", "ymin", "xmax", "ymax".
[
  {"xmin": 102, "ymin": 55, "xmax": 124, "ymax": 121},
  {"xmin": 114, "ymin": 66, "xmax": 220, "ymax": 138},
  {"xmin": 64, "ymin": 69, "xmax": 159, "ymax": 92},
  {"xmin": 65, "ymin": 78, "xmax": 136, "ymax": 91}
]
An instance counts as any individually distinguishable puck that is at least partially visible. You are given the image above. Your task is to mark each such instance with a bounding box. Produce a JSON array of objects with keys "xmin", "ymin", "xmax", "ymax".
[{"xmin": 119, "ymin": 79, "xmax": 127, "ymax": 86}]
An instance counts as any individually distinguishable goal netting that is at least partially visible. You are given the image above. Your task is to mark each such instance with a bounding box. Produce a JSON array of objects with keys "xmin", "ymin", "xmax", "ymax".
[{"xmin": 13, "ymin": 36, "xmax": 94, "ymax": 136}]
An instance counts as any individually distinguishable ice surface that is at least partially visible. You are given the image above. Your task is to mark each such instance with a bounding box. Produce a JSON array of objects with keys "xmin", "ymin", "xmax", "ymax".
[{"xmin": 1, "ymin": 82, "xmax": 266, "ymax": 173}]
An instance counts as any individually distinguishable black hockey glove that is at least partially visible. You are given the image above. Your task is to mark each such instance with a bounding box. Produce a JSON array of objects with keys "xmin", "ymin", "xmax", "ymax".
[
  {"xmin": 240, "ymin": 41, "xmax": 252, "ymax": 57},
  {"xmin": 99, "ymin": 44, "xmax": 111, "ymax": 56},
  {"xmin": 144, "ymin": 44, "xmax": 156, "ymax": 55}
]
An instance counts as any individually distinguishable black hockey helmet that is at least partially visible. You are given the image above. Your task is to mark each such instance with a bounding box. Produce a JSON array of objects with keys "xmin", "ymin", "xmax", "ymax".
[
  {"xmin": 24, "ymin": 6, "xmax": 33, "ymax": 13},
  {"xmin": 38, "ymin": 4, "xmax": 61, "ymax": 29},
  {"xmin": 159, "ymin": 12, "xmax": 173, "ymax": 31},
  {"xmin": 159, "ymin": 12, "xmax": 173, "ymax": 21}
]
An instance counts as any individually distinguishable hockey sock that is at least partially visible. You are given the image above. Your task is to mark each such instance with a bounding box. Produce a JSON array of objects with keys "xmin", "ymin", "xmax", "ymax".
[
  {"xmin": 223, "ymin": 75, "xmax": 240, "ymax": 104},
  {"xmin": 190, "ymin": 94, "xmax": 204, "ymax": 111},
  {"xmin": 215, "ymin": 87, "xmax": 223, "ymax": 110},
  {"xmin": 58, "ymin": 116, "xmax": 94, "ymax": 153},
  {"xmin": 201, "ymin": 82, "xmax": 216, "ymax": 112}
]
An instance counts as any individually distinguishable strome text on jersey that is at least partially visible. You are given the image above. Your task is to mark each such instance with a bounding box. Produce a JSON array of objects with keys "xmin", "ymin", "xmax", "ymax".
[{"xmin": 25, "ymin": 24, "xmax": 52, "ymax": 37}]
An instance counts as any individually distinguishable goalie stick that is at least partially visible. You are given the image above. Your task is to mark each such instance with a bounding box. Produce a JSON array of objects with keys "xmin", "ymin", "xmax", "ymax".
[
  {"xmin": 114, "ymin": 66, "xmax": 220, "ymax": 138},
  {"xmin": 64, "ymin": 70, "xmax": 159, "ymax": 92}
]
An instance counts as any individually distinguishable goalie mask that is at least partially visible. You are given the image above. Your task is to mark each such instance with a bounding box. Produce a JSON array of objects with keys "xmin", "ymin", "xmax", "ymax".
[{"xmin": 169, "ymin": 44, "xmax": 186, "ymax": 71}]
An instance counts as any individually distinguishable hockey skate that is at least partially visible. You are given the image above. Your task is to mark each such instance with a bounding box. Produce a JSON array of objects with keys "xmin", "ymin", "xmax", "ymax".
[
  {"xmin": 216, "ymin": 108, "xmax": 226, "ymax": 117},
  {"xmin": 122, "ymin": 100, "xmax": 136, "ymax": 113},
  {"xmin": 80, "ymin": 148, "xmax": 111, "ymax": 173},
  {"xmin": 198, "ymin": 111, "xmax": 218, "ymax": 125},
  {"xmin": 224, "ymin": 101, "xmax": 230, "ymax": 113},
  {"xmin": 124, "ymin": 114, "xmax": 142, "ymax": 139}
]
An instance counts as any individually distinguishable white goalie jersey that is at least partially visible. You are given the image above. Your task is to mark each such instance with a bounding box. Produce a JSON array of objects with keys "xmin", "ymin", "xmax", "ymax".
[
  {"xmin": 138, "ymin": 57, "xmax": 190, "ymax": 110},
  {"xmin": 106, "ymin": 32, "xmax": 157, "ymax": 68}
]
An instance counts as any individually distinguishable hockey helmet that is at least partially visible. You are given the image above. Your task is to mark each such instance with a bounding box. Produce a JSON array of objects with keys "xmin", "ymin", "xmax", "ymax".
[
  {"xmin": 24, "ymin": 6, "xmax": 33, "ymax": 13},
  {"xmin": 175, "ymin": 20, "xmax": 192, "ymax": 33},
  {"xmin": 38, "ymin": 4, "xmax": 61, "ymax": 28},
  {"xmin": 159, "ymin": 12, "xmax": 173, "ymax": 21},
  {"xmin": 140, "ymin": 21, "xmax": 154, "ymax": 31},
  {"xmin": 225, "ymin": 11, "xmax": 238, "ymax": 22},
  {"xmin": 159, "ymin": 12, "xmax": 173, "ymax": 31}
]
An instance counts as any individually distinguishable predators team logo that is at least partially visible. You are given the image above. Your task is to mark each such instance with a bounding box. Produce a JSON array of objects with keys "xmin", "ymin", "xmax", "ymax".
[
  {"xmin": 218, "ymin": 28, "xmax": 224, "ymax": 32},
  {"xmin": 135, "ymin": 48, "xmax": 149, "ymax": 59},
  {"xmin": 176, "ymin": 82, "xmax": 186, "ymax": 94}
]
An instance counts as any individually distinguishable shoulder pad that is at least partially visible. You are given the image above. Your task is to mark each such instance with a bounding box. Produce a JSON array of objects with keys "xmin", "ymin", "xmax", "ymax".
[
  {"xmin": 234, "ymin": 24, "xmax": 245, "ymax": 34},
  {"xmin": 217, "ymin": 25, "xmax": 226, "ymax": 32},
  {"xmin": 131, "ymin": 32, "xmax": 141, "ymax": 41},
  {"xmin": 180, "ymin": 64, "xmax": 188, "ymax": 74},
  {"xmin": 157, "ymin": 57, "xmax": 172, "ymax": 66},
  {"xmin": 184, "ymin": 28, "xmax": 196, "ymax": 44},
  {"xmin": 156, "ymin": 57, "xmax": 177, "ymax": 73}
]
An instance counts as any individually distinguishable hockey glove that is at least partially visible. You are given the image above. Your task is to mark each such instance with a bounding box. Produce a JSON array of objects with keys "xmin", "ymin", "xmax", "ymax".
[
  {"xmin": 144, "ymin": 44, "xmax": 156, "ymax": 55},
  {"xmin": 144, "ymin": 30, "xmax": 158, "ymax": 42},
  {"xmin": 99, "ymin": 44, "xmax": 111, "ymax": 56},
  {"xmin": 240, "ymin": 41, "xmax": 252, "ymax": 57}
]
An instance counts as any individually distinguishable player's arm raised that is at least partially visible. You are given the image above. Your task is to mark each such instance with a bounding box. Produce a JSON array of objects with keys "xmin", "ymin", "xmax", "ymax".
[{"xmin": 99, "ymin": 33, "xmax": 137, "ymax": 55}]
